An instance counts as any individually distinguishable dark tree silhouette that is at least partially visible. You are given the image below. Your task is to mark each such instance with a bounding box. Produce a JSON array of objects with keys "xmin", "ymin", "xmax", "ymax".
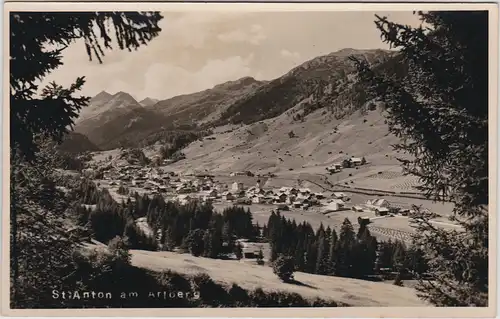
[
  {"xmin": 351, "ymin": 11, "xmax": 488, "ymax": 306},
  {"xmin": 10, "ymin": 11, "xmax": 163, "ymax": 308},
  {"xmin": 273, "ymin": 255, "xmax": 295, "ymax": 282}
]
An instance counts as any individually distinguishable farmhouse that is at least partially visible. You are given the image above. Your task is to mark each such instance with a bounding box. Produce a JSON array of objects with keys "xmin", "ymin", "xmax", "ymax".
[
  {"xmin": 275, "ymin": 193, "xmax": 288, "ymax": 203},
  {"xmin": 222, "ymin": 191, "xmax": 235, "ymax": 201},
  {"xmin": 202, "ymin": 189, "xmax": 218, "ymax": 197},
  {"xmin": 352, "ymin": 206, "xmax": 364, "ymax": 212},
  {"xmin": 299, "ymin": 188, "xmax": 312, "ymax": 195},
  {"xmin": 375, "ymin": 207, "xmax": 390, "ymax": 216},
  {"xmin": 326, "ymin": 163, "xmax": 343, "ymax": 173},
  {"xmin": 315, "ymin": 192, "xmax": 325, "ymax": 200},
  {"xmin": 236, "ymin": 190, "xmax": 246, "ymax": 198},
  {"xmin": 350, "ymin": 157, "xmax": 363, "ymax": 166}
]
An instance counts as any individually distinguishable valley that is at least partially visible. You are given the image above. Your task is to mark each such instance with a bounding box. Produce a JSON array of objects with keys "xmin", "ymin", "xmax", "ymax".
[
  {"xmin": 10, "ymin": 9, "xmax": 489, "ymax": 311},
  {"xmin": 68, "ymin": 48, "xmax": 460, "ymax": 307}
]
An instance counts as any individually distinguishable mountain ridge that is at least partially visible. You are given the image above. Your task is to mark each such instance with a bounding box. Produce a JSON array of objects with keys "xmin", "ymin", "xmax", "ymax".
[{"xmin": 77, "ymin": 48, "xmax": 400, "ymax": 150}]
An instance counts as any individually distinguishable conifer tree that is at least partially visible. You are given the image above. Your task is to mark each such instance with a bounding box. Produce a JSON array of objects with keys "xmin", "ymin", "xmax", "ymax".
[
  {"xmin": 163, "ymin": 226, "xmax": 176, "ymax": 251},
  {"xmin": 315, "ymin": 234, "xmax": 329, "ymax": 275},
  {"xmin": 335, "ymin": 218, "xmax": 356, "ymax": 277},
  {"xmin": 351, "ymin": 11, "xmax": 488, "ymax": 306},
  {"xmin": 186, "ymin": 229, "xmax": 205, "ymax": 257},
  {"xmin": 327, "ymin": 229, "xmax": 338, "ymax": 275},
  {"xmin": 256, "ymin": 248, "xmax": 264, "ymax": 265},
  {"xmin": 392, "ymin": 240, "xmax": 407, "ymax": 273},
  {"xmin": 304, "ymin": 240, "xmax": 318, "ymax": 274},
  {"xmin": 294, "ymin": 241, "xmax": 306, "ymax": 271},
  {"xmin": 203, "ymin": 230, "xmax": 212, "ymax": 257}
]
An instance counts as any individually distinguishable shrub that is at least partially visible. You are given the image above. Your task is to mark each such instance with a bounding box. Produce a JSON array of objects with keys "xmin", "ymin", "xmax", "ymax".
[
  {"xmin": 272, "ymin": 255, "xmax": 295, "ymax": 282},
  {"xmin": 191, "ymin": 273, "xmax": 230, "ymax": 306},
  {"xmin": 256, "ymin": 248, "xmax": 264, "ymax": 265},
  {"xmin": 227, "ymin": 283, "xmax": 250, "ymax": 306}
]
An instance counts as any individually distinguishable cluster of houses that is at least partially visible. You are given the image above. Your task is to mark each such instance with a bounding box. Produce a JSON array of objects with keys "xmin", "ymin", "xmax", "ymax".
[
  {"xmin": 92, "ymin": 160, "xmax": 423, "ymax": 222},
  {"xmin": 326, "ymin": 157, "xmax": 365, "ymax": 174},
  {"xmin": 94, "ymin": 159, "xmax": 357, "ymax": 213},
  {"xmin": 172, "ymin": 182, "xmax": 353, "ymax": 212},
  {"xmin": 349, "ymin": 198, "xmax": 414, "ymax": 217}
]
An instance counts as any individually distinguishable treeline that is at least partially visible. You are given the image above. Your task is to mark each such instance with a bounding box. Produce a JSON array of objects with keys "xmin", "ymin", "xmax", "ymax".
[
  {"xmin": 75, "ymin": 184, "xmax": 261, "ymax": 259},
  {"xmin": 54, "ymin": 151, "xmax": 93, "ymax": 171},
  {"xmin": 218, "ymin": 76, "xmax": 307, "ymax": 125},
  {"xmin": 74, "ymin": 181, "xmax": 157, "ymax": 250},
  {"xmin": 265, "ymin": 211, "xmax": 428, "ymax": 281},
  {"xmin": 75, "ymin": 181, "xmax": 427, "ymax": 283},
  {"xmin": 157, "ymin": 130, "xmax": 209, "ymax": 162},
  {"xmin": 119, "ymin": 148, "xmax": 150, "ymax": 166},
  {"xmin": 145, "ymin": 199, "xmax": 260, "ymax": 258}
]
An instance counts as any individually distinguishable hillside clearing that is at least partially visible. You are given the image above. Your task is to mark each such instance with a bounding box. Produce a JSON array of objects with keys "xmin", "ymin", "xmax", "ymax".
[{"xmin": 128, "ymin": 249, "xmax": 428, "ymax": 307}]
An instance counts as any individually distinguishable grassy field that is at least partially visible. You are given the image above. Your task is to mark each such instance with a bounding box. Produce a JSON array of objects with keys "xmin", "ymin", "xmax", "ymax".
[
  {"xmin": 128, "ymin": 249, "xmax": 428, "ymax": 307},
  {"xmin": 167, "ymin": 108, "xmax": 402, "ymax": 176}
]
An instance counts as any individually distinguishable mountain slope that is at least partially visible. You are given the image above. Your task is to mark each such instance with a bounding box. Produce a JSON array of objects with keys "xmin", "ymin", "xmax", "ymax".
[
  {"xmin": 139, "ymin": 97, "xmax": 159, "ymax": 107},
  {"xmin": 74, "ymin": 91, "xmax": 170, "ymax": 149},
  {"xmin": 57, "ymin": 132, "xmax": 100, "ymax": 154},
  {"xmin": 149, "ymin": 76, "xmax": 264, "ymax": 125},
  {"xmin": 75, "ymin": 49, "xmax": 399, "ymax": 150},
  {"xmin": 167, "ymin": 103, "xmax": 402, "ymax": 175},
  {"xmin": 216, "ymin": 49, "xmax": 394, "ymax": 126}
]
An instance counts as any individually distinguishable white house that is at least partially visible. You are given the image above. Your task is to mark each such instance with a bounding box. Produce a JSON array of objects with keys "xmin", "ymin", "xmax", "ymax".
[
  {"xmin": 375, "ymin": 199, "xmax": 390, "ymax": 207},
  {"xmin": 251, "ymin": 195, "xmax": 264, "ymax": 204},
  {"xmin": 231, "ymin": 182, "xmax": 244, "ymax": 192},
  {"xmin": 333, "ymin": 192, "xmax": 346, "ymax": 199},
  {"xmin": 366, "ymin": 198, "xmax": 390, "ymax": 208},
  {"xmin": 322, "ymin": 198, "xmax": 345, "ymax": 212},
  {"xmin": 322, "ymin": 202, "xmax": 343, "ymax": 213}
]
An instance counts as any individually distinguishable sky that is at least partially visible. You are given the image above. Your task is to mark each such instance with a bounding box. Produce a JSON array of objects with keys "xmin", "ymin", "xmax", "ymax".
[{"xmin": 44, "ymin": 11, "xmax": 422, "ymax": 101}]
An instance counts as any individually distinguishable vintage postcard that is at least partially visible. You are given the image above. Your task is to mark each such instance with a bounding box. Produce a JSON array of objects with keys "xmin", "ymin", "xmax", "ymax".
[{"xmin": 2, "ymin": 1, "xmax": 498, "ymax": 317}]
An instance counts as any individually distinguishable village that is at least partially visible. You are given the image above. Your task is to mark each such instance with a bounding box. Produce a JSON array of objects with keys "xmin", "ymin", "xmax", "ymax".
[{"xmin": 85, "ymin": 154, "xmax": 436, "ymax": 238}]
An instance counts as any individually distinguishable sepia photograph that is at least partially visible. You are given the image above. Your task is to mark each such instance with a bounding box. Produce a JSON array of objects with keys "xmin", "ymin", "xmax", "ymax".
[{"xmin": 3, "ymin": 2, "xmax": 498, "ymax": 317}]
